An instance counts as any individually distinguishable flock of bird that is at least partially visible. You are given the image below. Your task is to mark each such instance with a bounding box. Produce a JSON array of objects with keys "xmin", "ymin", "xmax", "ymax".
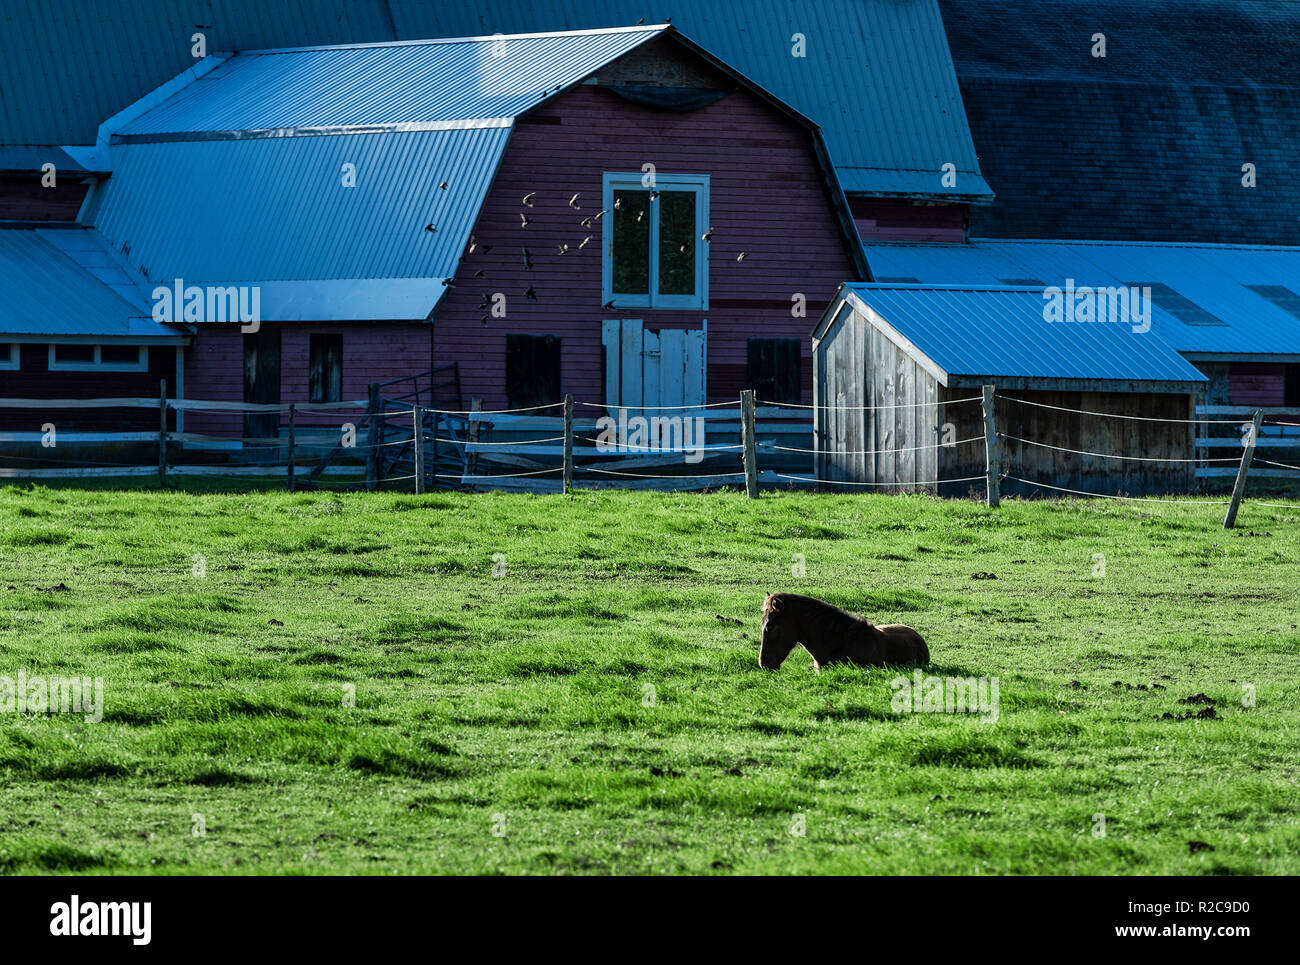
[{"xmin": 429, "ymin": 180, "xmax": 746, "ymax": 325}]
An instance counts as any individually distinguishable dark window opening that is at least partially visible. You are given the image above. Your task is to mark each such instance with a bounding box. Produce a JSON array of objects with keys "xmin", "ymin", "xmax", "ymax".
[
  {"xmin": 308, "ymin": 334, "xmax": 343, "ymax": 404},
  {"xmin": 747, "ymin": 338, "xmax": 802, "ymax": 405},
  {"xmin": 53, "ymin": 344, "xmax": 94, "ymax": 364},
  {"xmin": 1286, "ymin": 364, "xmax": 1300, "ymax": 408},
  {"xmin": 506, "ymin": 334, "xmax": 562, "ymax": 411},
  {"xmin": 100, "ymin": 344, "xmax": 141, "ymax": 365},
  {"xmin": 611, "ymin": 189, "xmax": 650, "ymax": 296}
]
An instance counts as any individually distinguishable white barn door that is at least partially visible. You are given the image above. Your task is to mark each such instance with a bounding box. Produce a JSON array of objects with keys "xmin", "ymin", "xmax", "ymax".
[{"xmin": 602, "ymin": 319, "xmax": 706, "ymax": 409}]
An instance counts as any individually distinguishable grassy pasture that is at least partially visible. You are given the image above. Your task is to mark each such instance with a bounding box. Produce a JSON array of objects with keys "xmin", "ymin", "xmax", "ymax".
[{"xmin": 0, "ymin": 484, "xmax": 1297, "ymax": 875}]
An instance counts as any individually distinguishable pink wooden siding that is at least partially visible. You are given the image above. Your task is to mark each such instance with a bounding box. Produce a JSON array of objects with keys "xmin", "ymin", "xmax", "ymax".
[
  {"xmin": 1228, "ymin": 362, "xmax": 1286, "ymax": 406},
  {"xmin": 0, "ymin": 177, "xmax": 90, "ymax": 221},
  {"xmin": 0, "ymin": 342, "xmax": 174, "ymax": 431},
  {"xmin": 851, "ymin": 198, "xmax": 968, "ymax": 243},
  {"xmin": 433, "ymin": 82, "xmax": 860, "ymax": 408},
  {"xmin": 182, "ymin": 322, "xmax": 430, "ymax": 436}
]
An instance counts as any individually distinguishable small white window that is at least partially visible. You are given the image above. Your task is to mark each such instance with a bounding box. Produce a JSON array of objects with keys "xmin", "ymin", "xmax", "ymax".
[
  {"xmin": 602, "ymin": 172, "xmax": 709, "ymax": 310},
  {"xmin": 48, "ymin": 344, "xmax": 148, "ymax": 372},
  {"xmin": 0, "ymin": 344, "xmax": 18, "ymax": 370}
]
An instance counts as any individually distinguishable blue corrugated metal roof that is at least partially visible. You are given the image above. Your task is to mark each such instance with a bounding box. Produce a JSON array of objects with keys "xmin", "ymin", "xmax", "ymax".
[
  {"xmin": 117, "ymin": 26, "xmax": 666, "ymax": 137},
  {"xmin": 388, "ymin": 1, "xmax": 992, "ymax": 199},
  {"xmin": 94, "ymin": 126, "xmax": 510, "ymax": 286},
  {"xmin": 827, "ymin": 283, "xmax": 1208, "ymax": 384},
  {"xmin": 0, "ymin": 0, "xmax": 989, "ymax": 199},
  {"xmin": 0, "ymin": 228, "xmax": 181, "ymax": 338},
  {"xmin": 861, "ymin": 240, "xmax": 1300, "ymax": 355}
]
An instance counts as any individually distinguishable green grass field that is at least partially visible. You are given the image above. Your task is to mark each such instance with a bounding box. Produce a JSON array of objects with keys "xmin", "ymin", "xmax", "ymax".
[{"xmin": 1, "ymin": 484, "xmax": 1297, "ymax": 875}]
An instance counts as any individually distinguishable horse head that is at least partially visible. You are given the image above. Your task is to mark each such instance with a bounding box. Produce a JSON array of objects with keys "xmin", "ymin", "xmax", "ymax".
[{"xmin": 759, "ymin": 593, "xmax": 798, "ymax": 670}]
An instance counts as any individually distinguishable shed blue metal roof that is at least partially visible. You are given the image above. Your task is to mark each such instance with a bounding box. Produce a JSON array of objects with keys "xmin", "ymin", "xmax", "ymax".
[
  {"xmin": 0, "ymin": 228, "xmax": 183, "ymax": 339},
  {"xmin": 861, "ymin": 240, "xmax": 1300, "ymax": 356},
  {"xmin": 0, "ymin": 0, "xmax": 989, "ymax": 199},
  {"xmin": 820, "ymin": 283, "xmax": 1208, "ymax": 385}
]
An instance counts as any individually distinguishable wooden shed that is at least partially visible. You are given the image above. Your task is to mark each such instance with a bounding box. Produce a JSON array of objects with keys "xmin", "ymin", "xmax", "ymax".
[{"xmin": 811, "ymin": 284, "xmax": 1210, "ymax": 497}]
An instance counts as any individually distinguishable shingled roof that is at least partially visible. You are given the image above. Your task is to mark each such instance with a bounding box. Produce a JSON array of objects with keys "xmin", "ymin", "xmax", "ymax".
[{"xmin": 939, "ymin": 0, "xmax": 1300, "ymax": 244}]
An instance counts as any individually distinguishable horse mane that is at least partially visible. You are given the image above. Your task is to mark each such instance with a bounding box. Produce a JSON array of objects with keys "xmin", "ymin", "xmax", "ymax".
[{"xmin": 765, "ymin": 592, "xmax": 875, "ymax": 634}]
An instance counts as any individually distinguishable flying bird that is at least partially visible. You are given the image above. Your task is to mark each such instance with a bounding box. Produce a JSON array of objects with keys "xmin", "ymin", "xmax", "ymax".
[
  {"xmin": 522, "ymin": 248, "xmax": 533, "ymax": 269},
  {"xmin": 613, "ymin": 198, "xmax": 622, "ymax": 210},
  {"xmin": 424, "ymin": 223, "xmax": 438, "ymax": 232},
  {"xmin": 578, "ymin": 236, "xmax": 592, "ymax": 249},
  {"xmin": 737, "ymin": 251, "xmax": 748, "ymax": 261},
  {"xmin": 679, "ymin": 243, "xmax": 688, "ymax": 253},
  {"xmin": 477, "ymin": 293, "xmax": 490, "ymax": 309},
  {"xmin": 702, "ymin": 226, "xmax": 714, "ymax": 243},
  {"xmin": 593, "ymin": 209, "xmax": 608, "ymax": 220},
  {"xmin": 526, "ymin": 285, "xmax": 538, "ymax": 301},
  {"xmin": 520, "ymin": 212, "xmax": 530, "ymax": 228},
  {"xmin": 568, "ymin": 193, "xmax": 581, "ymax": 209},
  {"xmin": 580, "ymin": 217, "xmax": 593, "ymax": 227},
  {"xmin": 522, "ymin": 192, "xmax": 536, "ymax": 206},
  {"xmin": 439, "ymin": 181, "xmax": 449, "ymax": 190},
  {"xmin": 636, "ymin": 210, "xmax": 645, "ymax": 222},
  {"xmin": 473, "ymin": 269, "xmax": 485, "ymax": 278},
  {"xmin": 556, "ymin": 243, "xmax": 569, "ymax": 255},
  {"xmin": 441, "ymin": 277, "xmax": 455, "ymax": 287},
  {"xmin": 602, "ymin": 300, "xmax": 616, "ymax": 310},
  {"xmin": 649, "ymin": 190, "xmax": 660, "ymax": 201},
  {"xmin": 479, "ymin": 315, "xmax": 489, "ymax": 326}
]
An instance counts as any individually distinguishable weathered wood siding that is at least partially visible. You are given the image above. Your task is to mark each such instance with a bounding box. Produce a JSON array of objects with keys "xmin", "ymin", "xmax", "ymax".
[
  {"xmin": 936, "ymin": 386, "xmax": 1196, "ymax": 497},
  {"xmin": 434, "ymin": 57, "xmax": 859, "ymax": 409},
  {"xmin": 815, "ymin": 307, "xmax": 940, "ymax": 492}
]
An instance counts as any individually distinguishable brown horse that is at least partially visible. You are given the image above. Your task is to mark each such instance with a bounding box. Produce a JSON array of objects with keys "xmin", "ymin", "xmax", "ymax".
[{"xmin": 759, "ymin": 592, "xmax": 929, "ymax": 671}]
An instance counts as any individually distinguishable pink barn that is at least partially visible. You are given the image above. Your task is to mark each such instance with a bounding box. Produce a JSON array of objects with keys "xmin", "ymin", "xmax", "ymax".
[{"xmin": 75, "ymin": 24, "xmax": 864, "ymax": 444}]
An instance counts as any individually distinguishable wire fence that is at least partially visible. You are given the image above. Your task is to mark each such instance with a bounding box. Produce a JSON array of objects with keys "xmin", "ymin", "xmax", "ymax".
[{"xmin": 0, "ymin": 387, "xmax": 1296, "ymax": 527}]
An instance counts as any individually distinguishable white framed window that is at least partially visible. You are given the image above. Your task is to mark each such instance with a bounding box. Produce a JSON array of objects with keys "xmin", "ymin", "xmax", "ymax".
[
  {"xmin": 48, "ymin": 343, "xmax": 149, "ymax": 372},
  {"xmin": 602, "ymin": 172, "xmax": 709, "ymax": 310},
  {"xmin": 0, "ymin": 343, "xmax": 18, "ymax": 370}
]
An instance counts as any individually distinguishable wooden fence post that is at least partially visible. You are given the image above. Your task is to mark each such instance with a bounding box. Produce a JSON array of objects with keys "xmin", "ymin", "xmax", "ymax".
[
  {"xmin": 562, "ymin": 394, "xmax": 574, "ymax": 494},
  {"xmin": 413, "ymin": 406, "xmax": 425, "ymax": 495},
  {"xmin": 430, "ymin": 410, "xmax": 440, "ymax": 492},
  {"xmin": 982, "ymin": 384, "xmax": 1000, "ymax": 508},
  {"xmin": 158, "ymin": 380, "xmax": 167, "ymax": 488},
  {"xmin": 365, "ymin": 383, "xmax": 381, "ymax": 491},
  {"xmin": 466, "ymin": 398, "xmax": 482, "ymax": 488},
  {"xmin": 1223, "ymin": 409, "xmax": 1263, "ymax": 529},
  {"xmin": 287, "ymin": 403, "xmax": 296, "ymax": 493},
  {"xmin": 741, "ymin": 389, "xmax": 759, "ymax": 498}
]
